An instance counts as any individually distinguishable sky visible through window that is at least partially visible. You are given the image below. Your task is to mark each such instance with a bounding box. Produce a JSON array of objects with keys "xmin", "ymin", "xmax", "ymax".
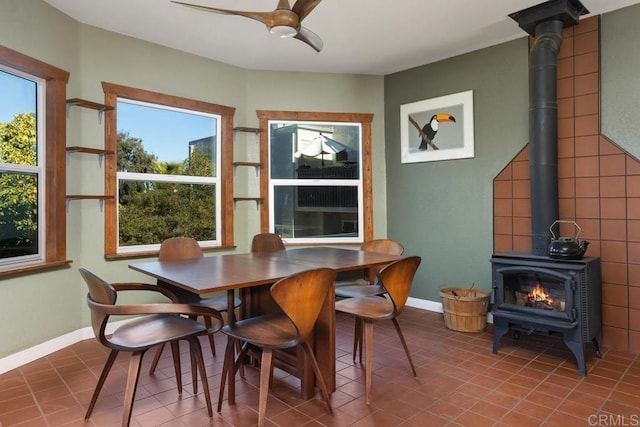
[
  {"xmin": 117, "ymin": 101, "xmax": 217, "ymax": 164},
  {"xmin": 0, "ymin": 70, "xmax": 36, "ymax": 121}
]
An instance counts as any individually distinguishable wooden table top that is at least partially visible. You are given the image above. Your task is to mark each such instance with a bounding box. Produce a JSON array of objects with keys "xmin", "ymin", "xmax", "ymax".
[{"xmin": 129, "ymin": 246, "xmax": 404, "ymax": 295}]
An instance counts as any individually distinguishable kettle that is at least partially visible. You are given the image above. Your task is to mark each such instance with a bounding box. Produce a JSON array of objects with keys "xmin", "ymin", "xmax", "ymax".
[{"xmin": 547, "ymin": 220, "xmax": 589, "ymax": 260}]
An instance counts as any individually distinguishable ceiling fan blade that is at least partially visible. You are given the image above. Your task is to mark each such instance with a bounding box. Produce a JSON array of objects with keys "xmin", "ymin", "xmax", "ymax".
[
  {"xmin": 171, "ymin": 1, "xmax": 272, "ymax": 26},
  {"xmin": 295, "ymin": 26, "xmax": 323, "ymax": 52},
  {"xmin": 275, "ymin": 0, "xmax": 293, "ymax": 11},
  {"xmin": 292, "ymin": 0, "xmax": 323, "ymax": 22}
]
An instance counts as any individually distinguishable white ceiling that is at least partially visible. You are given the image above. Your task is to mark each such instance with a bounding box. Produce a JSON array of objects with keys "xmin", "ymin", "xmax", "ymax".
[{"xmin": 43, "ymin": 0, "xmax": 640, "ymax": 75}]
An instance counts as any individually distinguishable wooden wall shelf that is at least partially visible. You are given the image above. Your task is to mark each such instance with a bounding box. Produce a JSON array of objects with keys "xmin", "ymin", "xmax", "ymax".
[
  {"xmin": 233, "ymin": 126, "xmax": 264, "ymax": 209},
  {"xmin": 66, "ymin": 146, "xmax": 114, "ymax": 166},
  {"xmin": 233, "ymin": 126, "xmax": 262, "ymax": 134},
  {"xmin": 233, "ymin": 197, "xmax": 262, "ymax": 209},
  {"xmin": 65, "ymin": 98, "xmax": 113, "ymax": 211},
  {"xmin": 66, "ymin": 98, "xmax": 113, "ymax": 123},
  {"xmin": 233, "ymin": 161, "xmax": 261, "ymax": 176},
  {"xmin": 65, "ymin": 195, "xmax": 114, "ymax": 212}
]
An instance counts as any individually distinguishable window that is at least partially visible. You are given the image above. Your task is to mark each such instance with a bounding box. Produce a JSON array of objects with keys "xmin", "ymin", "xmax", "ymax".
[
  {"xmin": 0, "ymin": 45, "xmax": 69, "ymax": 275},
  {"xmin": 102, "ymin": 83, "xmax": 235, "ymax": 258},
  {"xmin": 257, "ymin": 111, "xmax": 373, "ymax": 244}
]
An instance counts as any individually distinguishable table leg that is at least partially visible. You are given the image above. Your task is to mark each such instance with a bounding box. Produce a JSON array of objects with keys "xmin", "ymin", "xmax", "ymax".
[
  {"xmin": 227, "ymin": 289, "xmax": 235, "ymax": 405},
  {"xmin": 315, "ymin": 281, "xmax": 336, "ymax": 393}
]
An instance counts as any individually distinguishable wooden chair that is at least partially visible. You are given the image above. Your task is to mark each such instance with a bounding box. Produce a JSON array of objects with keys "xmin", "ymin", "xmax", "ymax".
[
  {"xmin": 335, "ymin": 239, "xmax": 404, "ymax": 361},
  {"xmin": 334, "ymin": 239, "xmax": 404, "ymax": 298},
  {"xmin": 251, "ymin": 232, "xmax": 286, "ymax": 252},
  {"xmin": 149, "ymin": 237, "xmax": 241, "ymax": 392},
  {"xmin": 334, "ymin": 256, "xmax": 421, "ymax": 404},
  {"xmin": 80, "ymin": 268, "xmax": 219, "ymax": 426},
  {"xmin": 218, "ymin": 268, "xmax": 336, "ymax": 427}
]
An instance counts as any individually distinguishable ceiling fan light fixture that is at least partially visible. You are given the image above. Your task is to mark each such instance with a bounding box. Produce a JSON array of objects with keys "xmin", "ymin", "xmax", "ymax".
[{"xmin": 270, "ymin": 25, "xmax": 297, "ymax": 38}]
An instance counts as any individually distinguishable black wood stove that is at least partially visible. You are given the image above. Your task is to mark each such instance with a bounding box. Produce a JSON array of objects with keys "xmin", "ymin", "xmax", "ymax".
[
  {"xmin": 492, "ymin": 0, "xmax": 603, "ymax": 377},
  {"xmin": 491, "ymin": 253, "xmax": 602, "ymax": 376}
]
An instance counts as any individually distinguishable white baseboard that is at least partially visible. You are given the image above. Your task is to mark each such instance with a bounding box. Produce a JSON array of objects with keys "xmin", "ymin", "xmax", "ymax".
[
  {"xmin": 0, "ymin": 297, "xmax": 492, "ymax": 375},
  {"xmin": 406, "ymin": 296, "xmax": 444, "ymax": 312},
  {"xmin": 0, "ymin": 319, "xmax": 129, "ymax": 375},
  {"xmin": 406, "ymin": 296, "xmax": 494, "ymax": 324}
]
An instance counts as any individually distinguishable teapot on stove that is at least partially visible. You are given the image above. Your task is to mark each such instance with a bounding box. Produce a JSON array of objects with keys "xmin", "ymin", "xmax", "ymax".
[{"xmin": 547, "ymin": 220, "xmax": 589, "ymax": 260}]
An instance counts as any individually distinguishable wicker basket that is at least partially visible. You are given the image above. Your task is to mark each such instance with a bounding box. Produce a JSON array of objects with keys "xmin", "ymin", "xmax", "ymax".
[{"xmin": 440, "ymin": 287, "xmax": 490, "ymax": 333}]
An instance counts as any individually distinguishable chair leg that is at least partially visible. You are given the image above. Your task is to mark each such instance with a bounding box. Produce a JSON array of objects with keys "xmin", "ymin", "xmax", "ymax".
[
  {"xmin": 191, "ymin": 347, "xmax": 198, "ymax": 395},
  {"xmin": 258, "ymin": 348, "xmax": 274, "ymax": 427},
  {"xmin": 217, "ymin": 337, "xmax": 235, "ymax": 412},
  {"xmin": 170, "ymin": 341, "xmax": 183, "ymax": 394},
  {"xmin": 85, "ymin": 349, "xmax": 119, "ymax": 419},
  {"xmin": 148, "ymin": 343, "xmax": 165, "ymax": 375},
  {"xmin": 364, "ymin": 319, "xmax": 374, "ymax": 405},
  {"xmin": 353, "ymin": 317, "xmax": 363, "ymax": 363},
  {"xmin": 236, "ymin": 340, "xmax": 245, "ymax": 378},
  {"xmin": 229, "ymin": 309, "xmax": 246, "ymax": 379},
  {"xmin": 302, "ymin": 342, "xmax": 333, "ymax": 414},
  {"xmin": 392, "ymin": 318, "xmax": 416, "ymax": 376},
  {"xmin": 122, "ymin": 351, "xmax": 144, "ymax": 427},
  {"xmin": 204, "ymin": 316, "xmax": 216, "ymax": 356},
  {"xmin": 189, "ymin": 337, "xmax": 213, "ymax": 417}
]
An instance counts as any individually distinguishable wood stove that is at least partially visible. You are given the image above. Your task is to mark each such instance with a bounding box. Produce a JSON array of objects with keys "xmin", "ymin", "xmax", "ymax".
[
  {"xmin": 491, "ymin": 253, "xmax": 602, "ymax": 376},
  {"xmin": 490, "ymin": 1, "xmax": 603, "ymax": 376}
]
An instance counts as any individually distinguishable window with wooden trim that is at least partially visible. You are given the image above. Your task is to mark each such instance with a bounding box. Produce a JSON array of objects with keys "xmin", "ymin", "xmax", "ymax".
[
  {"xmin": 102, "ymin": 83, "xmax": 235, "ymax": 258},
  {"xmin": 0, "ymin": 45, "xmax": 69, "ymax": 276},
  {"xmin": 257, "ymin": 111, "xmax": 373, "ymax": 244}
]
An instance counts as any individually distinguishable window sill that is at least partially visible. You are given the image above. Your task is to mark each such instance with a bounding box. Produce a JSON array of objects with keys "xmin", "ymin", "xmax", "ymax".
[
  {"xmin": 104, "ymin": 245, "xmax": 238, "ymax": 261},
  {"xmin": 0, "ymin": 259, "xmax": 73, "ymax": 278}
]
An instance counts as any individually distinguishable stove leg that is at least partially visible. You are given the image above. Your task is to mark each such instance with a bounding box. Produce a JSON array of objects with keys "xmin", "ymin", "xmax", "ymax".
[
  {"xmin": 492, "ymin": 319, "xmax": 510, "ymax": 354},
  {"xmin": 592, "ymin": 338, "xmax": 602, "ymax": 359},
  {"xmin": 513, "ymin": 330, "xmax": 520, "ymax": 340},
  {"xmin": 564, "ymin": 339, "xmax": 587, "ymax": 376}
]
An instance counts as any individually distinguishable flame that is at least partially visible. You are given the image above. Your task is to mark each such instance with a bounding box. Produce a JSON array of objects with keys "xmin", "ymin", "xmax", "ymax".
[{"xmin": 529, "ymin": 283, "xmax": 552, "ymax": 303}]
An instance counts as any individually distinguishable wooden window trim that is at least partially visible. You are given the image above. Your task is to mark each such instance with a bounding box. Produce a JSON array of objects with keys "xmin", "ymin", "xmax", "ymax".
[
  {"xmin": 101, "ymin": 82, "xmax": 235, "ymax": 259},
  {"xmin": 256, "ymin": 110, "xmax": 374, "ymax": 242},
  {"xmin": 0, "ymin": 45, "xmax": 70, "ymax": 277}
]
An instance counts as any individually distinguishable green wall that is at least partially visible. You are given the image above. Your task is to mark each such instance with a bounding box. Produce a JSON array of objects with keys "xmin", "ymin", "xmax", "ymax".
[
  {"xmin": 0, "ymin": 0, "xmax": 85, "ymax": 360},
  {"xmin": 384, "ymin": 39, "xmax": 529, "ymax": 302},
  {"xmin": 0, "ymin": 0, "xmax": 384, "ymax": 359}
]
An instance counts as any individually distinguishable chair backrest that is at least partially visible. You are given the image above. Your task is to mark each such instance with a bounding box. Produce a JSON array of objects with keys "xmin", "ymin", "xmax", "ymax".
[
  {"xmin": 361, "ymin": 239, "xmax": 404, "ymax": 256},
  {"xmin": 159, "ymin": 237, "xmax": 203, "ymax": 261},
  {"xmin": 251, "ymin": 233, "xmax": 286, "ymax": 253},
  {"xmin": 79, "ymin": 268, "xmax": 116, "ymax": 345},
  {"xmin": 361, "ymin": 239, "xmax": 404, "ymax": 280},
  {"xmin": 378, "ymin": 256, "xmax": 421, "ymax": 316},
  {"xmin": 270, "ymin": 268, "xmax": 336, "ymax": 344}
]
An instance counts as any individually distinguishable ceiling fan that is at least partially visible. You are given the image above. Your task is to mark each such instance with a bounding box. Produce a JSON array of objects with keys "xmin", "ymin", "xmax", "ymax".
[{"xmin": 171, "ymin": 0, "xmax": 324, "ymax": 52}]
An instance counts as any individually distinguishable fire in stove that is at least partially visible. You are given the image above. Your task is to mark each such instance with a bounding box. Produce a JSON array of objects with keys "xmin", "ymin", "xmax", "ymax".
[{"xmin": 515, "ymin": 283, "xmax": 565, "ymax": 311}]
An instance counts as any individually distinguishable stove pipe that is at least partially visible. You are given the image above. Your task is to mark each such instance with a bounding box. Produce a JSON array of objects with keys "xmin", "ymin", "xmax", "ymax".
[
  {"xmin": 529, "ymin": 20, "xmax": 563, "ymax": 255},
  {"xmin": 509, "ymin": 0, "xmax": 588, "ymax": 255}
]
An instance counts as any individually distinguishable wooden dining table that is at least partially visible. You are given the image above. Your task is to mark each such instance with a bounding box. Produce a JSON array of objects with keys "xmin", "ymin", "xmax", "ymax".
[{"xmin": 129, "ymin": 246, "xmax": 404, "ymax": 402}]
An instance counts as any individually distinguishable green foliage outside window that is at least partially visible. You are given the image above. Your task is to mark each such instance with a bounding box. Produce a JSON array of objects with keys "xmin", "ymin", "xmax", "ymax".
[
  {"xmin": 117, "ymin": 131, "xmax": 216, "ymax": 246},
  {"xmin": 0, "ymin": 113, "xmax": 38, "ymax": 257}
]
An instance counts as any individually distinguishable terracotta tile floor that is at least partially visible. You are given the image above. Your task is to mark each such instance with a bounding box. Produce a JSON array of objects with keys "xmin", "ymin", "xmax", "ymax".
[{"xmin": 1, "ymin": 308, "xmax": 639, "ymax": 426}]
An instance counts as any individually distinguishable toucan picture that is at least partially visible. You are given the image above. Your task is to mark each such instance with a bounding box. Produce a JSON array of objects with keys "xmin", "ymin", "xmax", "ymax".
[{"xmin": 408, "ymin": 113, "xmax": 456, "ymax": 150}]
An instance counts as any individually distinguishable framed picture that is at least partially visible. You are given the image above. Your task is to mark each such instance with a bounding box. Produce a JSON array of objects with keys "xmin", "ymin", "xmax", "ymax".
[{"xmin": 400, "ymin": 90, "xmax": 474, "ymax": 163}]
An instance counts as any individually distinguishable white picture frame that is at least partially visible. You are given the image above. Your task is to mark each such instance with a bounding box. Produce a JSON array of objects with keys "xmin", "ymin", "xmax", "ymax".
[{"xmin": 400, "ymin": 90, "xmax": 474, "ymax": 163}]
